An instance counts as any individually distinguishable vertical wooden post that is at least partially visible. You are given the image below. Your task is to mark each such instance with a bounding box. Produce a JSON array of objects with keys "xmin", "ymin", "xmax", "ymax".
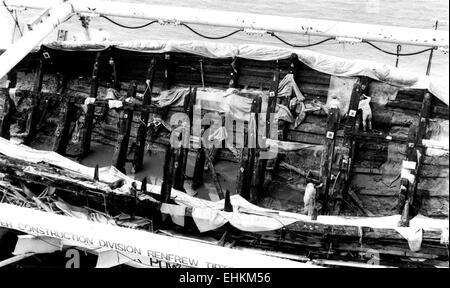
[
  {"xmin": 250, "ymin": 69, "xmax": 279, "ymax": 202},
  {"xmin": 192, "ymin": 86, "xmax": 206, "ymax": 190},
  {"xmin": 141, "ymin": 177, "xmax": 147, "ymax": 194},
  {"xmin": 262, "ymin": 68, "xmax": 280, "ymax": 189},
  {"xmin": 398, "ymin": 92, "xmax": 432, "ymax": 226},
  {"xmin": 93, "ymin": 164, "xmax": 99, "ymax": 181},
  {"xmin": 106, "ymin": 47, "xmax": 120, "ymax": 91},
  {"xmin": 236, "ymin": 95, "xmax": 262, "ymax": 202},
  {"xmin": 0, "ymin": 71, "xmax": 17, "ymax": 139},
  {"xmin": 224, "ymin": 190, "xmax": 233, "ymax": 212},
  {"xmin": 23, "ymin": 58, "xmax": 44, "ymax": 144},
  {"xmin": 229, "ymin": 57, "xmax": 239, "ymax": 88},
  {"xmin": 172, "ymin": 88, "xmax": 196, "ymax": 192},
  {"xmin": 192, "ymin": 149, "xmax": 206, "ymax": 189},
  {"xmin": 332, "ymin": 77, "xmax": 366, "ymax": 214},
  {"xmin": 53, "ymin": 99, "xmax": 76, "ymax": 154},
  {"xmin": 112, "ymin": 81, "xmax": 136, "ymax": 173},
  {"xmin": 161, "ymin": 144, "xmax": 177, "ymax": 203},
  {"xmin": 133, "ymin": 58, "xmax": 156, "ymax": 172},
  {"xmin": 130, "ymin": 182, "xmax": 138, "ymax": 220},
  {"xmin": 236, "ymin": 145, "xmax": 251, "ymax": 199},
  {"xmin": 0, "ymin": 95, "xmax": 11, "ymax": 140},
  {"xmin": 80, "ymin": 51, "xmax": 101, "ymax": 157},
  {"xmin": 319, "ymin": 107, "xmax": 340, "ymax": 215},
  {"xmin": 163, "ymin": 53, "xmax": 171, "ymax": 91},
  {"xmin": 284, "ymin": 53, "xmax": 298, "ymax": 106}
]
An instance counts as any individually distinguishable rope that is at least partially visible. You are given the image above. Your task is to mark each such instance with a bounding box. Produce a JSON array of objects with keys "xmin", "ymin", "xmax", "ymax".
[{"xmin": 100, "ymin": 15, "xmax": 158, "ymax": 29}]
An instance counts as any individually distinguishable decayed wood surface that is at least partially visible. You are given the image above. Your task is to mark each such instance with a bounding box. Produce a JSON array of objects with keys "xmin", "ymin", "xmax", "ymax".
[
  {"xmin": 0, "ymin": 47, "xmax": 448, "ymax": 218},
  {"xmin": 0, "ymin": 151, "xmax": 447, "ymax": 268}
]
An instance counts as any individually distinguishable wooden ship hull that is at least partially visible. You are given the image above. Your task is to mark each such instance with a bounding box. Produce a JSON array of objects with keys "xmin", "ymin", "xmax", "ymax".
[{"xmin": 0, "ymin": 40, "xmax": 448, "ymax": 268}]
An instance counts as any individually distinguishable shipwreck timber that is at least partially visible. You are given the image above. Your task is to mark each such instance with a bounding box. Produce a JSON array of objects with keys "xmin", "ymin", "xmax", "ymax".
[
  {"xmin": 0, "ymin": 39, "xmax": 448, "ymax": 268},
  {"xmin": 0, "ymin": 0, "xmax": 448, "ymax": 268}
]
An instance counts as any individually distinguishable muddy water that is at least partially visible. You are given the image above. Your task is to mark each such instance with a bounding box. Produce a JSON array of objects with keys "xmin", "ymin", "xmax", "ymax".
[{"xmin": 79, "ymin": 141, "xmax": 239, "ymax": 202}]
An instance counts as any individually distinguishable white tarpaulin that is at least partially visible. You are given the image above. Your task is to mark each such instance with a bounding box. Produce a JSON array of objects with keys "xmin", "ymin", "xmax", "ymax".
[
  {"xmin": 0, "ymin": 203, "xmax": 312, "ymax": 268},
  {"xmin": 43, "ymin": 40, "xmax": 449, "ymax": 106},
  {"xmin": 0, "ymin": 138, "xmax": 448, "ymax": 250}
]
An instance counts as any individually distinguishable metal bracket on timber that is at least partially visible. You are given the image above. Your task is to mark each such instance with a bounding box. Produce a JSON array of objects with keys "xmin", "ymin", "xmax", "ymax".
[
  {"xmin": 319, "ymin": 107, "xmax": 341, "ymax": 215},
  {"xmin": 80, "ymin": 51, "xmax": 101, "ymax": 158},
  {"xmin": 237, "ymin": 95, "xmax": 262, "ymax": 203},
  {"xmin": 23, "ymin": 56, "xmax": 44, "ymax": 145},
  {"xmin": 229, "ymin": 57, "xmax": 239, "ymax": 88},
  {"xmin": 0, "ymin": 70, "xmax": 17, "ymax": 139},
  {"xmin": 332, "ymin": 77, "xmax": 367, "ymax": 214},
  {"xmin": 398, "ymin": 92, "xmax": 432, "ymax": 227},
  {"xmin": 111, "ymin": 81, "xmax": 137, "ymax": 173},
  {"xmin": 133, "ymin": 58, "xmax": 157, "ymax": 172},
  {"xmin": 255, "ymin": 68, "xmax": 280, "ymax": 196},
  {"xmin": 163, "ymin": 53, "xmax": 172, "ymax": 91}
]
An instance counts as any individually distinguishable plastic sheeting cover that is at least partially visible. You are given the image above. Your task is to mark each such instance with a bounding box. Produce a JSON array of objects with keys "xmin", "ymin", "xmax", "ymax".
[
  {"xmin": 43, "ymin": 40, "xmax": 449, "ymax": 106},
  {"xmin": 0, "ymin": 138, "xmax": 448, "ymax": 249}
]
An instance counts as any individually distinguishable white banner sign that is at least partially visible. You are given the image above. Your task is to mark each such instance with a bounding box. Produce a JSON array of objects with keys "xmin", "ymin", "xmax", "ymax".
[{"xmin": 0, "ymin": 203, "xmax": 315, "ymax": 268}]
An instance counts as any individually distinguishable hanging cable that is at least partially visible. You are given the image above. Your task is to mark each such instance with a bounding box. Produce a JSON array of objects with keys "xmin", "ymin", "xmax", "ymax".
[
  {"xmin": 180, "ymin": 23, "xmax": 243, "ymax": 40},
  {"xmin": 3, "ymin": 0, "xmax": 23, "ymax": 37},
  {"xmin": 94, "ymin": 13, "xmax": 441, "ymax": 60},
  {"xmin": 100, "ymin": 15, "xmax": 158, "ymax": 29},
  {"xmin": 268, "ymin": 32, "xmax": 334, "ymax": 48},
  {"xmin": 362, "ymin": 40, "xmax": 434, "ymax": 56}
]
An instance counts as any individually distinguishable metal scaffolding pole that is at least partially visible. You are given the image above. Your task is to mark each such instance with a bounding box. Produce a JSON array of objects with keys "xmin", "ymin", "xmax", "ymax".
[{"xmin": 0, "ymin": 1, "xmax": 73, "ymax": 79}]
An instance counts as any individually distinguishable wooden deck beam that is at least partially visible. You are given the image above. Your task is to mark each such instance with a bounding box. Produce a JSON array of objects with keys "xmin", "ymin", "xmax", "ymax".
[
  {"xmin": 80, "ymin": 51, "xmax": 101, "ymax": 157},
  {"xmin": 133, "ymin": 58, "xmax": 156, "ymax": 172},
  {"xmin": 0, "ymin": 71, "xmax": 17, "ymax": 139},
  {"xmin": 111, "ymin": 81, "xmax": 136, "ymax": 173},
  {"xmin": 332, "ymin": 77, "xmax": 367, "ymax": 214},
  {"xmin": 229, "ymin": 57, "xmax": 239, "ymax": 88},
  {"xmin": 251, "ymin": 68, "xmax": 280, "ymax": 200},
  {"xmin": 398, "ymin": 92, "xmax": 433, "ymax": 226},
  {"xmin": 319, "ymin": 107, "xmax": 341, "ymax": 215},
  {"xmin": 52, "ymin": 100, "xmax": 76, "ymax": 154},
  {"xmin": 23, "ymin": 58, "xmax": 44, "ymax": 145}
]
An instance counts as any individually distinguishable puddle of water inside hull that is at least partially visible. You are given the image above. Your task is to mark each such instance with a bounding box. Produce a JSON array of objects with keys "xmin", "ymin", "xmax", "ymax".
[
  {"xmin": 29, "ymin": 139, "xmax": 302, "ymax": 210},
  {"xmin": 79, "ymin": 142, "xmax": 239, "ymax": 202}
]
